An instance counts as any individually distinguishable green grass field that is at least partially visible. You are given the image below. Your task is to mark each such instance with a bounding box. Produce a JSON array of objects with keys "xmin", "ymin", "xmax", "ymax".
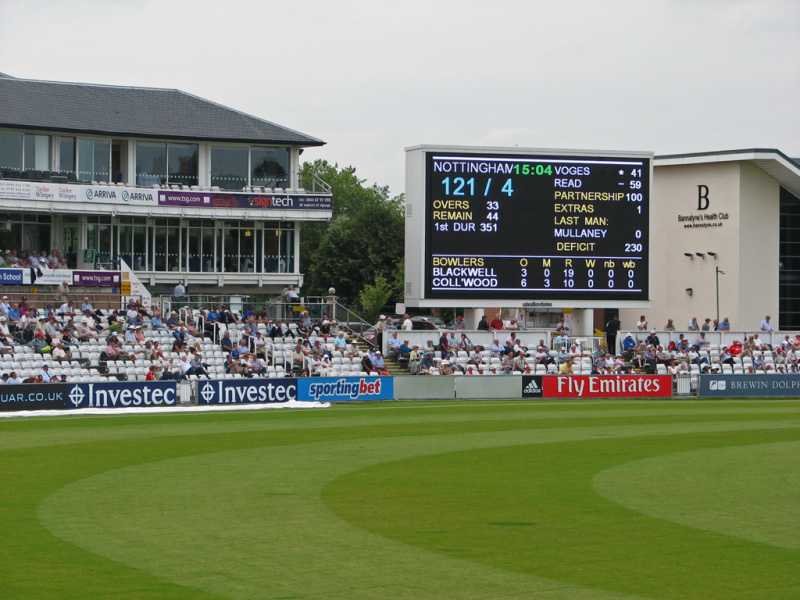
[{"xmin": 1, "ymin": 399, "xmax": 798, "ymax": 599}]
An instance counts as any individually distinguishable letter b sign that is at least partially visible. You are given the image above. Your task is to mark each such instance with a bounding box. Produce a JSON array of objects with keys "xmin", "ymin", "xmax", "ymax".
[{"xmin": 697, "ymin": 185, "xmax": 710, "ymax": 210}]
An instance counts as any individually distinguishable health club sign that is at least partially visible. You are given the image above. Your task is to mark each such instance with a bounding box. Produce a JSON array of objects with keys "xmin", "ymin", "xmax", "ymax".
[{"xmin": 545, "ymin": 375, "xmax": 671, "ymax": 398}]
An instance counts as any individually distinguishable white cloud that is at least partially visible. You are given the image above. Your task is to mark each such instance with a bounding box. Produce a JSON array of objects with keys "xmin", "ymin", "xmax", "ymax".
[{"xmin": 1, "ymin": 0, "xmax": 798, "ymax": 193}]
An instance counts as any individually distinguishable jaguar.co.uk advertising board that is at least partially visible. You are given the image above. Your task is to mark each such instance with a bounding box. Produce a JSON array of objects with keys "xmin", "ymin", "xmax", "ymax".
[{"xmin": 0, "ymin": 384, "xmax": 68, "ymax": 411}]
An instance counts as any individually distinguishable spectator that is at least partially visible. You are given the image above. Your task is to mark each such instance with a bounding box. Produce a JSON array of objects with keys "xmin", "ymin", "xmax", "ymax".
[
  {"xmin": 636, "ymin": 315, "xmax": 648, "ymax": 330},
  {"xmin": 387, "ymin": 331, "xmax": 402, "ymax": 358},
  {"xmin": 453, "ymin": 316, "xmax": 465, "ymax": 329},
  {"xmin": 663, "ymin": 318, "xmax": 675, "ymax": 331},
  {"xmin": 477, "ymin": 315, "xmax": 490, "ymax": 331},
  {"xmin": 453, "ymin": 333, "xmax": 470, "ymax": 353},
  {"xmin": 490, "ymin": 339, "xmax": 505, "ymax": 357},
  {"xmin": 605, "ymin": 314, "xmax": 621, "ymax": 353},
  {"xmin": 372, "ymin": 351, "xmax": 390, "ymax": 376},
  {"xmin": 173, "ymin": 280, "xmax": 186, "ymax": 309},
  {"xmin": 39, "ymin": 364, "xmax": 53, "ymax": 383},
  {"xmin": 621, "ymin": 333, "xmax": 637, "ymax": 360},
  {"xmin": 719, "ymin": 317, "xmax": 731, "ymax": 331},
  {"xmin": 555, "ymin": 316, "xmax": 569, "ymax": 335},
  {"xmin": 760, "ymin": 315, "xmax": 773, "ymax": 332},
  {"xmin": 489, "ymin": 314, "xmax": 504, "ymax": 331}
]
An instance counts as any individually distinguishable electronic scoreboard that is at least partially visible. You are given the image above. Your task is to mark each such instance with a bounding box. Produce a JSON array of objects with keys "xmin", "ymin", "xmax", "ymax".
[{"xmin": 404, "ymin": 146, "xmax": 652, "ymax": 307}]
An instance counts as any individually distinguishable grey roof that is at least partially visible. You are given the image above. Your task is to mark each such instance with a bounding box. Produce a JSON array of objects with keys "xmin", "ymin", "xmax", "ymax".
[
  {"xmin": 655, "ymin": 148, "xmax": 800, "ymax": 200},
  {"xmin": 0, "ymin": 73, "xmax": 324, "ymax": 146}
]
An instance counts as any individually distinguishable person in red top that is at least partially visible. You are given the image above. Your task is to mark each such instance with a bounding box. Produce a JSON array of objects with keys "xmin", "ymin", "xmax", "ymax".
[
  {"xmin": 145, "ymin": 365, "xmax": 159, "ymax": 381},
  {"xmin": 489, "ymin": 315, "xmax": 504, "ymax": 331}
]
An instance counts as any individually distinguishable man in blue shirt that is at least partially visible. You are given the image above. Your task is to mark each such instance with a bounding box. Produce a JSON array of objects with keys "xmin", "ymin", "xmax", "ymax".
[{"xmin": 622, "ymin": 333, "xmax": 637, "ymax": 360}]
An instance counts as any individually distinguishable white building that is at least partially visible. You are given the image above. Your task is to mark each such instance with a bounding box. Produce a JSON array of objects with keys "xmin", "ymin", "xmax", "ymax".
[
  {"xmin": 617, "ymin": 149, "xmax": 800, "ymax": 333},
  {"xmin": 0, "ymin": 73, "xmax": 332, "ymax": 297}
]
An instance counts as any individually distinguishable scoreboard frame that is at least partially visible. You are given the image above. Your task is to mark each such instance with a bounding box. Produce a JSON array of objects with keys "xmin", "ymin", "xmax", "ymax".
[{"xmin": 404, "ymin": 145, "xmax": 653, "ymax": 309}]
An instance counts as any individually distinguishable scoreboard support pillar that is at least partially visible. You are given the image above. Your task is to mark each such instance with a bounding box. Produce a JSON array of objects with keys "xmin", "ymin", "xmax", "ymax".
[{"xmin": 572, "ymin": 309, "xmax": 595, "ymax": 337}]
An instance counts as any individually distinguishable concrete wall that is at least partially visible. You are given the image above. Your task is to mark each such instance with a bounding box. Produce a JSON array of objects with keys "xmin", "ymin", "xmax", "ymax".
[{"xmin": 621, "ymin": 160, "xmax": 780, "ymax": 334}]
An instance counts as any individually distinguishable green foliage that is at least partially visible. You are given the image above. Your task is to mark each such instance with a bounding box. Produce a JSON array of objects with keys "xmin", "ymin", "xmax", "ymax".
[
  {"xmin": 299, "ymin": 160, "xmax": 405, "ymax": 303},
  {"xmin": 357, "ymin": 273, "xmax": 393, "ymax": 324}
]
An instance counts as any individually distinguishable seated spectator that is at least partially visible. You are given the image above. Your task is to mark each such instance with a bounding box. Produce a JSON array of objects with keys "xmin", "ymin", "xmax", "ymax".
[
  {"xmin": 220, "ymin": 331, "xmax": 234, "ymax": 353},
  {"xmin": 27, "ymin": 332, "xmax": 49, "ymax": 354},
  {"xmin": 387, "ymin": 332, "xmax": 402, "ymax": 358},
  {"xmin": 408, "ymin": 345, "xmax": 422, "ymax": 375},
  {"xmin": 535, "ymin": 346, "xmax": 555, "ymax": 365},
  {"xmin": 166, "ymin": 311, "xmax": 180, "ymax": 329},
  {"xmin": 490, "ymin": 339, "xmax": 505, "ymax": 357},
  {"xmin": 372, "ymin": 351, "xmax": 390, "ymax": 376},
  {"xmin": 224, "ymin": 353, "xmax": 241, "ymax": 375},
  {"xmin": 58, "ymin": 300, "xmax": 75, "ymax": 318},
  {"xmin": 621, "ymin": 333, "xmax": 637, "ymax": 360},
  {"xmin": 51, "ymin": 341, "xmax": 70, "ymax": 362},
  {"xmin": 418, "ymin": 352, "xmax": 434, "ymax": 375},
  {"xmin": 720, "ymin": 347, "xmax": 734, "ymax": 365}
]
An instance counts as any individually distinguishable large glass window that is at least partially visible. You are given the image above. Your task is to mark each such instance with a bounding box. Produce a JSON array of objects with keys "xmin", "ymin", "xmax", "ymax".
[
  {"xmin": 117, "ymin": 218, "xmax": 148, "ymax": 270},
  {"xmin": 169, "ymin": 143, "xmax": 198, "ymax": 186},
  {"xmin": 184, "ymin": 220, "xmax": 215, "ymax": 272},
  {"xmin": 86, "ymin": 217, "xmax": 113, "ymax": 264},
  {"xmin": 77, "ymin": 138, "xmax": 111, "ymax": 182},
  {"xmin": 59, "ymin": 137, "xmax": 76, "ymax": 174},
  {"xmin": 136, "ymin": 142, "xmax": 198, "ymax": 186},
  {"xmin": 251, "ymin": 147, "xmax": 290, "ymax": 189},
  {"xmin": 0, "ymin": 133, "xmax": 51, "ymax": 175},
  {"xmin": 23, "ymin": 134, "xmax": 51, "ymax": 171},
  {"xmin": 211, "ymin": 147, "xmax": 248, "ymax": 190},
  {"xmin": 153, "ymin": 219, "xmax": 181, "ymax": 272},
  {"xmin": 135, "ymin": 141, "xmax": 167, "ymax": 186},
  {"xmin": 0, "ymin": 132, "xmax": 22, "ymax": 173},
  {"xmin": 779, "ymin": 187, "xmax": 800, "ymax": 329},
  {"xmin": 264, "ymin": 222, "xmax": 294, "ymax": 273}
]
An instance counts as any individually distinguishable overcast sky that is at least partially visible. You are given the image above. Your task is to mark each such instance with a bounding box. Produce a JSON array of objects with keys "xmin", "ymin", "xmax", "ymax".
[{"xmin": 1, "ymin": 0, "xmax": 798, "ymax": 195}]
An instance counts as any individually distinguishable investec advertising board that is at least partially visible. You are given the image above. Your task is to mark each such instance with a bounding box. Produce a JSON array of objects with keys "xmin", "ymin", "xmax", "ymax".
[
  {"xmin": 197, "ymin": 377, "xmax": 391, "ymax": 404},
  {"xmin": 198, "ymin": 379, "xmax": 297, "ymax": 405},
  {"xmin": 701, "ymin": 375, "xmax": 800, "ymax": 397},
  {"xmin": 67, "ymin": 381, "xmax": 177, "ymax": 409}
]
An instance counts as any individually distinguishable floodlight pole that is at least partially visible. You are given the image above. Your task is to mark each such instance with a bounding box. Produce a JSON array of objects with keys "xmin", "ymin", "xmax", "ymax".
[{"xmin": 715, "ymin": 266, "xmax": 726, "ymax": 327}]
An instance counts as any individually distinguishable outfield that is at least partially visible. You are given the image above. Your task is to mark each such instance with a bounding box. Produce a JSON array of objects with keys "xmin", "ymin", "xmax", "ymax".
[{"xmin": 1, "ymin": 399, "xmax": 798, "ymax": 599}]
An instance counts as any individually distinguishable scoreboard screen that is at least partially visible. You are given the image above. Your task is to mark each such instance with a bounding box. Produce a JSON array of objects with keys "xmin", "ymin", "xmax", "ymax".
[{"xmin": 422, "ymin": 149, "xmax": 651, "ymax": 302}]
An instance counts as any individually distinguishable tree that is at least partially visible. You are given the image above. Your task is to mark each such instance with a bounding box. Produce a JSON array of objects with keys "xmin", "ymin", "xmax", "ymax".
[
  {"xmin": 357, "ymin": 274, "xmax": 394, "ymax": 324},
  {"xmin": 299, "ymin": 160, "xmax": 404, "ymax": 305}
]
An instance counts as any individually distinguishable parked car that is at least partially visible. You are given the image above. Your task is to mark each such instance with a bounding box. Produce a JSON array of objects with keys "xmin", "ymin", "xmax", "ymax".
[{"xmin": 363, "ymin": 318, "xmax": 437, "ymax": 346}]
